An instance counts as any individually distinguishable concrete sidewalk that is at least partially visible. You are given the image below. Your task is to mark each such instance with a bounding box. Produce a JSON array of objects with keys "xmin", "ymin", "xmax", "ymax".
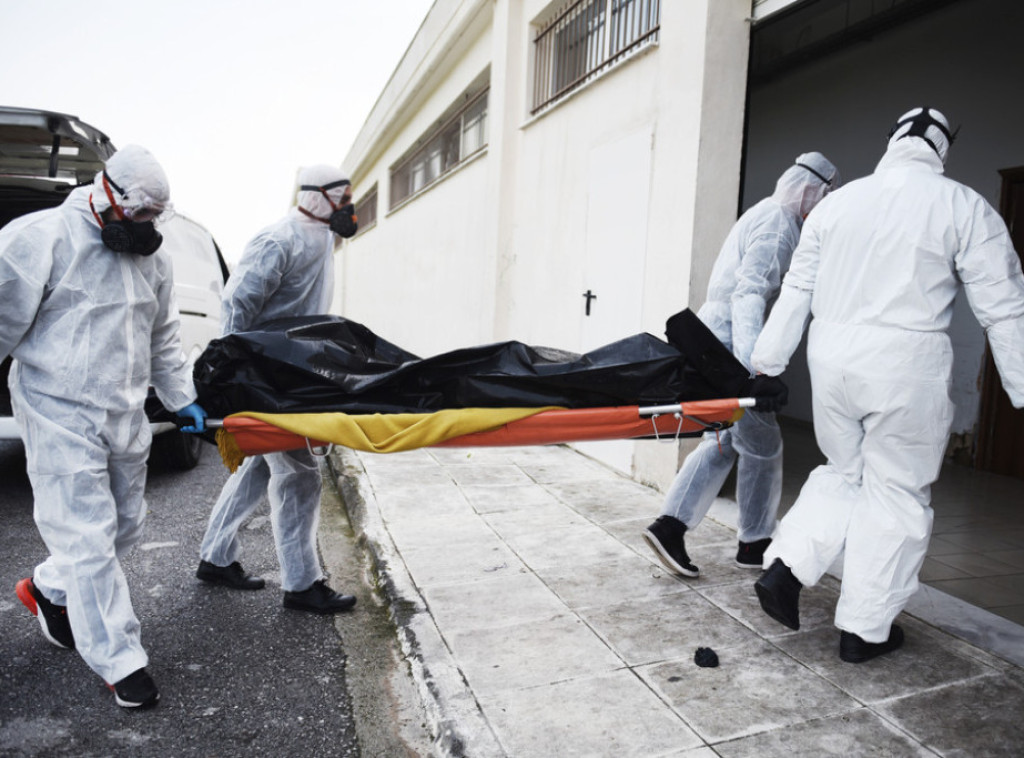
[{"xmin": 328, "ymin": 443, "xmax": 1024, "ymax": 757}]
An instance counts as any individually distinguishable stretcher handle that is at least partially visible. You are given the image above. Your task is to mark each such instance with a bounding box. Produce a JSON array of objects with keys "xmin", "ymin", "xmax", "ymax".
[
  {"xmin": 637, "ymin": 398, "xmax": 756, "ymax": 417},
  {"xmin": 641, "ymin": 397, "xmax": 753, "ymax": 442},
  {"xmin": 186, "ymin": 417, "xmax": 332, "ymax": 457},
  {"xmin": 174, "ymin": 417, "xmax": 224, "ymax": 430}
]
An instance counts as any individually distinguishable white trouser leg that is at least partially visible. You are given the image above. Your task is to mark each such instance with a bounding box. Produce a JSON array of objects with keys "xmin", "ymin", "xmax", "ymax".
[
  {"xmin": 661, "ymin": 428, "xmax": 736, "ymax": 528},
  {"xmin": 762, "ymin": 464, "xmax": 859, "ymax": 587},
  {"xmin": 836, "ymin": 371, "xmax": 952, "ymax": 642},
  {"xmin": 25, "ymin": 408, "xmax": 150, "ymax": 685},
  {"xmin": 200, "ymin": 455, "xmax": 272, "ymax": 567},
  {"xmin": 733, "ymin": 410, "xmax": 783, "ymax": 542},
  {"xmin": 764, "ymin": 332, "xmax": 866, "ymax": 587},
  {"xmin": 266, "ymin": 449, "xmax": 323, "ymax": 592},
  {"xmin": 662, "ymin": 409, "xmax": 783, "ymax": 542}
]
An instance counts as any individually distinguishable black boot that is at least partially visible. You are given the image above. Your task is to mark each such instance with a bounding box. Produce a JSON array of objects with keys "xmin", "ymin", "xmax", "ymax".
[
  {"xmin": 839, "ymin": 625, "xmax": 904, "ymax": 663},
  {"xmin": 642, "ymin": 515, "xmax": 699, "ymax": 577},
  {"xmin": 754, "ymin": 558, "xmax": 802, "ymax": 630},
  {"xmin": 283, "ymin": 580, "xmax": 357, "ymax": 614}
]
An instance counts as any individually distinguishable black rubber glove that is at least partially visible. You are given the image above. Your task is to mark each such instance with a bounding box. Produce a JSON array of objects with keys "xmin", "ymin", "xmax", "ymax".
[{"xmin": 746, "ymin": 374, "xmax": 789, "ymax": 413}]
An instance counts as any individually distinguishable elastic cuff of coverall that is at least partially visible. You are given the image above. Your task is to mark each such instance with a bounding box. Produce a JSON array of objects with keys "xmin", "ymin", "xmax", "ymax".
[
  {"xmin": 96, "ymin": 651, "xmax": 150, "ymax": 688},
  {"xmin": 762, "ymin": 543, "xmax": 819, "ymax": 588},
  {"xmin": 281, "ymin": 570, "xmax": 325, "ymax": 594},
  {"xmin": 30, "ymin": 573, "xmax": 67, "ymax": 607}
]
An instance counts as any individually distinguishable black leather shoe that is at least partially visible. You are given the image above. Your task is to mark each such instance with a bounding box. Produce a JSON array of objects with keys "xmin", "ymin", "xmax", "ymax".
[
  {"xmin": 754, "ymin": 558, "xmax": 802, "ymax": 630},
  {"xmin": 196, "ymin": 560, "xmax": 266, "ymax": 590},
  {"xmin": 283, "ymin": 580, "xmax": 357, "ymax": 614},
  {"xmin": 839, "ymin": 625, "xmax": 904, "ymax": 663}
]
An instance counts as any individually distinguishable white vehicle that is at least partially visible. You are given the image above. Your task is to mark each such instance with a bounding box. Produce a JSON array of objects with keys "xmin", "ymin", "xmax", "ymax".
[{"xmin": 0, "ymin": 106, "xmax": 227, "ymax": 469}]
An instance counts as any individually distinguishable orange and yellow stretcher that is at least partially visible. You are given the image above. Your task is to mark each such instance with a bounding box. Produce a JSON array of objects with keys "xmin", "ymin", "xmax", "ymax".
[{"xmin": 200, "ymin": 397, "xmax": 753, "ymax": 472}]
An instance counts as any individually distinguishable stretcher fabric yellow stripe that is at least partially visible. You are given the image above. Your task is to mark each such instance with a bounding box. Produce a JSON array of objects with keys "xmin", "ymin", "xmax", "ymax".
[{"xmin": 232, "ymin": 407, "xmax": 558, "ymax": 454}]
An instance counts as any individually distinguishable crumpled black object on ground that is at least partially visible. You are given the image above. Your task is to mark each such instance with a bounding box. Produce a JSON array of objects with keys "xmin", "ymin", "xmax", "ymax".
[
  {"xmin": 694, "ymin": 647, "xmax": 720, "ymax": 668},
  {"xmin": 191, "ymin": 308, "xmax": 750, "ymax": 419}
]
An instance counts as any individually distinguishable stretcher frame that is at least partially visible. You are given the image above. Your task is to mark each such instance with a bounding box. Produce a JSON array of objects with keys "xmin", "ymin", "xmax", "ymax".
[{"xmin": 203, "ymin": 397, "xmax": 754, "ymax": 463}]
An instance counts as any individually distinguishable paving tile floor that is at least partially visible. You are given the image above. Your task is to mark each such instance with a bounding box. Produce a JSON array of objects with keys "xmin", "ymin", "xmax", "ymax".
[{"xmin": 331, "ymin": 437, "xmax": 1024, "ymax": 757}]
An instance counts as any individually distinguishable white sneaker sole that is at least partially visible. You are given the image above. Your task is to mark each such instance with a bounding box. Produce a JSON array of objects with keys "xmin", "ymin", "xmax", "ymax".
[
  {"xmin": 735, "ymin": 559, "xmax": 765, "ymax": 570},
  {"xmin": 642, "ymin": 530, "xmax": 699, "ymax": 578},
  {"xmin": 113, "ymin": 691, "xmax": 160, "ymax": 708}
]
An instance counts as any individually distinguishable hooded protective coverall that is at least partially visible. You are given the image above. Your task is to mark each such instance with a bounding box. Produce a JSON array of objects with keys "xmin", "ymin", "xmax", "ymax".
[
  {"xmin": 751, "ymin": 116, "xmax": 1024, "ymax": 643},
  {"xmin": 199, "ymin": 165, "xmax": 348, "ymax": 592},
  {"xmin": 0, "ymin": 146, "xmax": 196, "ymax": 684},
  {"xmin": 661, "ymin": 153, "xmax": 839, "ymax": 543}
]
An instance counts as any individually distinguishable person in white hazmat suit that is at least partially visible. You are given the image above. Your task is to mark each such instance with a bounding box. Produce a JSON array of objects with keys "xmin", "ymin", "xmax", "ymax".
[
  {"xmin": 3, "ymin": 145, "xmax": 207, "ymax": 709},
  {"xmin": 643, "ymin": 153, "xmax": 839, "ymax": 578},
  {"xmin": 750, "ymin": 107, "xmax": 1024, "ymax": 663},
  {"xmin": 196, "ymin": 165, "xmax": 359, "ymax": 614}
]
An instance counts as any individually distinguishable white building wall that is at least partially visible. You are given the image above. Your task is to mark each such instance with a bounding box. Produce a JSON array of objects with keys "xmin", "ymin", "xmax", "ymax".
[
  {"xmin": 341, "ymin": 0, "xmax": 753, "ymax": 490},
  {"xmin": 339, "ymin": 0, "xmax": 496, "ymax": 357}
]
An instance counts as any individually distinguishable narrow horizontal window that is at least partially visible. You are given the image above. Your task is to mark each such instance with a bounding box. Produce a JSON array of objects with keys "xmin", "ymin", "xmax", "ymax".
[
  {"xmin": 390, "ymin": 89, "xmax": 489, "ymax": 209},
  {"xmin": 353, "ymin": 184, "xmax": 377, "ymax": 235}
]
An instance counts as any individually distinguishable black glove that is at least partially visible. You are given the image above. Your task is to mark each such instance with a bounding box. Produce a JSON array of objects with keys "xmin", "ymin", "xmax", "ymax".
[{"xmin": 745, "ymin": 374, "xmax": 789, "ymax": 413}]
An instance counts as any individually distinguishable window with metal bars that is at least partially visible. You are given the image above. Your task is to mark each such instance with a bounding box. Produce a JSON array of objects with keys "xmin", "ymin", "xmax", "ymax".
[
  {"xmin": 389, "ymin": 90, "xmax": 489, "ymax": 209},
  {"xmin": 532, "ymin": 0, "xmax": 660, "ymax": 115},
  {"xmin": 353, "ymin": 184, "xmax": 377, "ymax": 236}
]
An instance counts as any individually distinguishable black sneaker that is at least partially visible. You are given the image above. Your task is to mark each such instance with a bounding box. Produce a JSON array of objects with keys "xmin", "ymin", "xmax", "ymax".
[
  {"xmin": 16, "ymin": 578, "xmax": 75, "ymax": 650},
  {"xmin": 642, "ymin": 516, "xmax": 699, "ymax": 577},
  {"xmin": 196, "ymin": 560, "xmax": 266, "ymax": 590},
  {"xmin": 109, "ymin": 667, "xmax": 159, "ymax": 708},
  {"xmin": 736, "ymin": 538, "xmax": 772, "ymax": 569},
  {"xmin": 839, "ymin": 625, "xmax": 905, "ymax": 663},
  {"xmin": 754, "ymin": 558, "xmax": 802, "ymax": 630},
  {"xmin": 283, "ymin": 580, "xmax": 357, "ymax": 614}
]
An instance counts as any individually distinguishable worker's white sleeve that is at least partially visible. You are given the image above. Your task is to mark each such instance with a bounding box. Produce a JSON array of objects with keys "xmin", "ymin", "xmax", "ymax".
[
  {"xmin": 750, "ymin": 284, "xmax": 812, "ymax": 376},
  {"xmin": 956, "ymin": 198, "xmax": 1024, "ymax": 407},
  {"xmin": 0, "ymin": 229, "xmax": 50, "ymax": 362},
  {"xmin": 731, "ymin": 230, "xmax": 787, "ymax": 370},
  {"xmin": 150, "ymin": 256, "xmax": 198, "ymax": 413},
  {"xmin": 221, "ymin": 236, "xmax": 286, "ymax": 335},
  {"xmin": 987, "ymin": 318, "xmax": 1024, "ymax": 407},
  {"xmin": 750, "ymin": 222, "xmax": 820, "ymax": 376}
]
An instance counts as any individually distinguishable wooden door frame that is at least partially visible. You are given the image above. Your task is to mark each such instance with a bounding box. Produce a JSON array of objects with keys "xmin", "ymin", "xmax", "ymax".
[{"xmin": 975, "ymin": 166, "xmax": 1024, "ymax": 472}]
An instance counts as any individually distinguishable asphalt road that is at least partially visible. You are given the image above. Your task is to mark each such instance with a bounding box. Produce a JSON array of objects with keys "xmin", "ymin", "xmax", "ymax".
[{"xmin": 0, "ymin": 436, "xmax": 365, "ymax": 757}]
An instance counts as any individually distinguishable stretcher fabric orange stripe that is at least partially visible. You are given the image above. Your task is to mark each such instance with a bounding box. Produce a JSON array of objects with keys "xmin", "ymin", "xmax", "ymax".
[{"xmin": 213, "ymin": 399, "xmax": 744, "ymax": 472}]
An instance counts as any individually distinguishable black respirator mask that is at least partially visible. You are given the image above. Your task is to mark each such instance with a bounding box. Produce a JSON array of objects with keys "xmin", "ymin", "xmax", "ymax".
[
  {"xmin": 299, "ymin": 179, "xmax": 358, "ymax": 238},
  {"xmin": 90, "ymin": 172, "xmax": 164, "ymax": 256}
]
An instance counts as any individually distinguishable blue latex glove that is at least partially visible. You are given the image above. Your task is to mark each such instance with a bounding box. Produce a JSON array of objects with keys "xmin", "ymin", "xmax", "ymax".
[{"xmin": 176, "ymin": 402, "xmax": 207, "ymax": 433}]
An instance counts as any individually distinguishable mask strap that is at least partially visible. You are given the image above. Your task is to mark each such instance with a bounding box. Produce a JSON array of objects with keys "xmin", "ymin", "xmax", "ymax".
[
  {"xmin": 88, "ymin": 195, "xmax": 106, "ymax": 228},
  {"xmin": 795, "ymin": 162, "xmax": 832, "ymax": 187},
  {"xmin": 101, "ymin": 171, "xmax": 127, "ymax": 221},
  {"xmin": 297, "ymin": 205, "xmax": 331, "ymax": 224},
  {"xmin": 315, "ymin": 179, "xmax": 351, "ymax": 191}
]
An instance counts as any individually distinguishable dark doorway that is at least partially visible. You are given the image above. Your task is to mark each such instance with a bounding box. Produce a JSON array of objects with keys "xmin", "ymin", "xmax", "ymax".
[{"xmin": 975, "ymin": 166, "xmax": 1024, "ymax": 480}]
